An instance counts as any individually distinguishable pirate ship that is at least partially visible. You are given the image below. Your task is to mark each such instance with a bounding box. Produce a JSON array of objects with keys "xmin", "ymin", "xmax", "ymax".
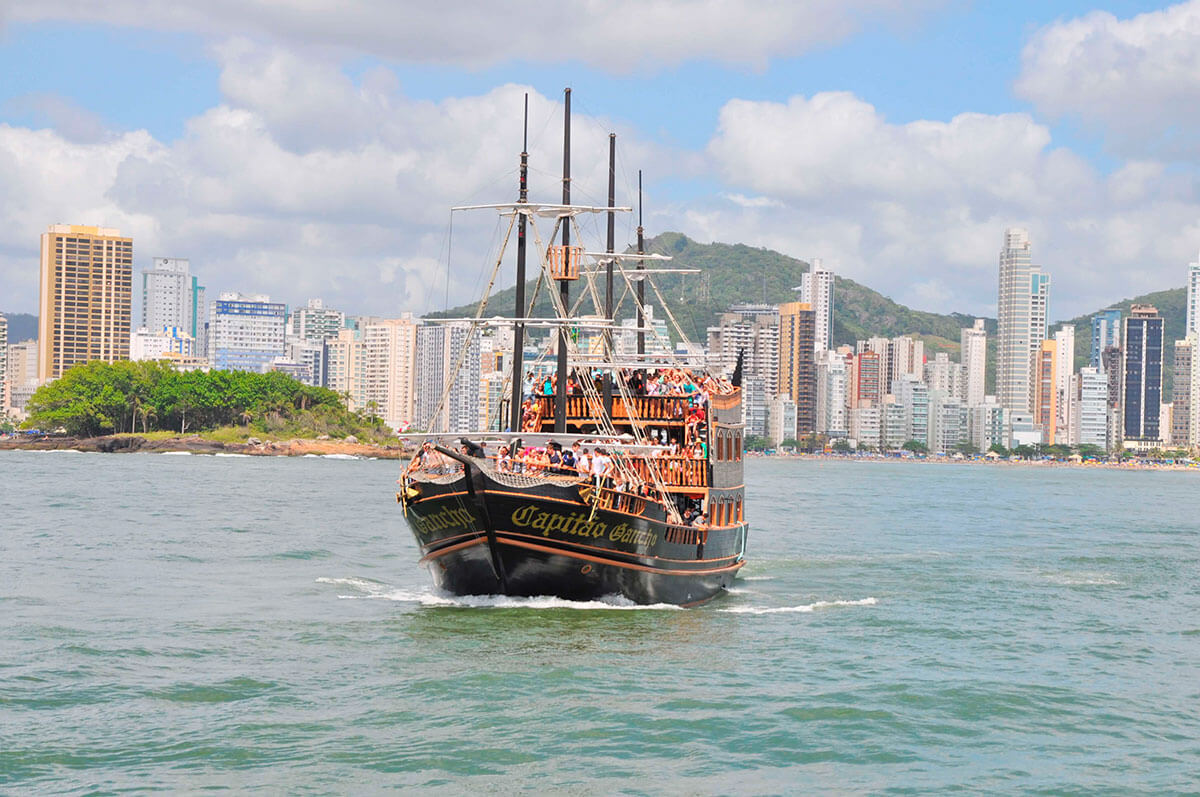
[{"xmin": 397, "ymin": 90, "xmax": 747, "ymax": 606}]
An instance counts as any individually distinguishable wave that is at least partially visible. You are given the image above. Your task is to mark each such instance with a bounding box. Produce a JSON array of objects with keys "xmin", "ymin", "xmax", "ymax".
[
  {"xmin": 159, "ymin": 451, "xmax": 193, "ymax": 456},
  {"xmin": 321, "ymin": 454, "xmax": 360, "ymax": 460},
  {"xmin": 720, "ymin": 597, "xmax": 878, "ymax": 615},
  {"xmin": 316, "ymin": 577, "xmax": 681, "ymax": 610},
  {"xmin": 214, "ymin": 452, "xmax": 251, "ymax": 458}
]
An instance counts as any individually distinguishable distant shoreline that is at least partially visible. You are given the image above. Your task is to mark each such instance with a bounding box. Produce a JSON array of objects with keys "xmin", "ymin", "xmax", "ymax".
[
  {"xmin": 0, "ymin": 434, "xmax": 408, "ymax": 459},
  {"xmin": 751, "ymin": 451, "xmax": 1199, "ymax": 473}
]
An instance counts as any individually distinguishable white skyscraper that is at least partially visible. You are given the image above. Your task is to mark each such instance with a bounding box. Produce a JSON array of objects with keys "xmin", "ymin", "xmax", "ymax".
[
  {"xmin": 1053, "ymin": 325, "xmax": 1075, "ymax": 444},
  {"xmin": 288, "ymin": 298, "xmax": 346, "ymax": 343},
  {"xmin": 815, "ymin": 350, "xmax": 848, "ymax": 437},
  {"xmin": 997, "ymin": 228, "xmax": 1050, "ymax": 413},
  {"xmin": 924, "ymin": 352, "xmax": 965, "ymax": 402},
  {"xmin": 1187, "ymin": 250, "xmax": 1200, "ymax": 337},
  {"xmin": 207, "ymin": 293, "xmax": 286, "ymax": 372},
  {"xmin": 0, "ymin": 314, "xmax": 7, "ymax": 412},
  {"xmin": 961, "ymin": 319, "xmax": 987, "ymax": 407},
  {"xmin": 362, "ymin": 316, "xmax": 419, "ymax": 433},
  {"xmin": 1075, "ymin": 366, "xmax": 1108, "ymax": 448},
  {"xmin": 415, "ymin": 322, "xmax": 481, "ymax": 433},
  {"xmin": 142, "ymin": 257, "xmax": 205, "ymax": 344},
  {"xmin": 797, "ymin": 259, "xmax": 835, "ymax": 353}
]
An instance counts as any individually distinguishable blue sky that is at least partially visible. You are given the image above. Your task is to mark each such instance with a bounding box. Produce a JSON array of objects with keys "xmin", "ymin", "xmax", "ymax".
[{"xmin": 1, "ymin": 0, "xmax": 1197, "ymax": 321}]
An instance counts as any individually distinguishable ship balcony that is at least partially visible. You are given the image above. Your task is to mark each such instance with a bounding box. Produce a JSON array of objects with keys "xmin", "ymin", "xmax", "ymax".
[
  {"xmin": 627, "ymin": 456, "xmax": 708, "ymax": 489},
  {"xmin": 533, "ymin": 395, "xmax": 692, "ymax": 426},
  {"xmin": 547, "ymin": 245, "xmax": 582, "ymax": 281}
]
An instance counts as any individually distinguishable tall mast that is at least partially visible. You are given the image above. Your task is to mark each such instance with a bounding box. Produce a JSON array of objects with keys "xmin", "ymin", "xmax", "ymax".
[
  {"xmin": 553, "ymin": 88, "xmax": 571, "ymax": 434},
  {"xmin": 636, "ymin": 170, "xmax": 646, "ymax": 357},
  {"xmin": 509, "ymin": 93, "xmax": 529, "ymax": 433},
  {"xmin": 603, "ymin": 133, "xmax": 616, "ymax": 414}
]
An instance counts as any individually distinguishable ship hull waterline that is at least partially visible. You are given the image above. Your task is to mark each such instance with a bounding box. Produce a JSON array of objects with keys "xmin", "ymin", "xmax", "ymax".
[{"xmin": 401, "ymin": 477, "xmax": 747, "ymax": 607}]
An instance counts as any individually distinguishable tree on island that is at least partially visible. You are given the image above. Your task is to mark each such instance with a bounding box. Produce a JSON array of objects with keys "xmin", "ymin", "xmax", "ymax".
[{"xmin": 23, "ymin": 360, "xmax": 395, "ymax": 443}]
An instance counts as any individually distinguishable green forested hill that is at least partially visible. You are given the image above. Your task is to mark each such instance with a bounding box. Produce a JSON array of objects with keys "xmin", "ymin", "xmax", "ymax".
[{"xmin": 430, "ymin": 232, "xmax": 997, "ymax": 350}]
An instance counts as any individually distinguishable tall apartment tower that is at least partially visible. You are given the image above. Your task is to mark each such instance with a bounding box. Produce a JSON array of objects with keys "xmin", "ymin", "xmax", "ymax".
[
  {"xmin": 362, "ymin": 316, "xmax": 419, "ymax": 433},
  {"xmin": 38, "ymin": 224, "xmax": 133, "ymax": 381},
  {"xmin": 142, "ymin": 257, "xmax": 205, "ymax": 341},
  {"xmin": 288, "ymin": 298, "xmax": 346, "ymax": 343},
  {"xmin": 796, "ymin": 259, "xmax": 835, "ymax": 353},
  {"xmin": 960, "ymin": 319, "xmax": 987, "ymax": 407},
  {"xmin": 1032, "ymin": 340, "xmax": 1057, "ymax": 444},
  {"xmin": 778, "ymin": 301, "xmax": 817, "ymax": 436},
  {"xmin": 1172, "ymin": 336, "xmax": 1194, "ymax": 447},
  {"xmin": 1121, "ymin": 304, "xmax": 1164, "ymax": 444},
  {"xmin": 1187, "ymin": 251, "xmax": 1200, "ymax": 336},
  {"xmin": 1091, "ymin": 308, "xmax": 1121, "ymax": 368},
  {"xmin": 414, "ymin": 322, "xmax": 481, "ymax": 433},
  {"xmin": 207, "ymin": 293, "xmax": 286, "ymax": 372},
  {"xmin": 0, "ymin": 314, "xmax": 7, "ymax": 411},
  {"xmin": 852, "ymin": 350, "xmax": 882, "ymax": 407},
  {"xmin": 996, "ymin": 227, "xmax": 1050, "ymax": 413},
  {"xmin": 1053, "ymin": 326, "xmax": 1075, "ymax": 443}
]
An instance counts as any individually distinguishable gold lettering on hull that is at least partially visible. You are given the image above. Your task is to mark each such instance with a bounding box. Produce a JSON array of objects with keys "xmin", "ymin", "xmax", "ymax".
[
  {"xmin": 511, "ymin": 505, "xmax": 658, "ymax": 548},
  {"xmin": 412, "ymin": 505, "xmax": 476, "ymax": 538}
]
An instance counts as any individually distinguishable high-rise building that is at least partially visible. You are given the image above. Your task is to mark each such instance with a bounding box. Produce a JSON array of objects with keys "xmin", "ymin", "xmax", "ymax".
[
  {"xmin": 961, "ymin": 319, "xmax": 987, "ymax": 407},
  {"xmin": 778, "ymin": 301, "xmax": 817, "ymax": 436},
  {"xmin": 815, "ymin": 350, "xmax": 848, "ymax": 437},
  {"xmin": 0, "ymin": 314, "xmax": 7, "ymax": 412},
  {"xmin": 1091, "ymin": 308, "xmax": 1121, "ymax": 368},
  {"xmin": 325, "ymin": 328, "xmax": 366, "ymax": 409},
  {"xmin": 851, "ymin": 350, "xmax": 882, "ymax": 408},
  {"xmin": 1171, "ymin": 336, "xmax": 1194, "ymax": 447},
  {"xmin": 1074, "ymin": 367, "xmax": 1108, "ymax": 448},
  {"xmin": 1032, "ymin": 340, "xmax": 1057, "ymax": 444},
  {"xmin": 288, "ymin": 298, "xmax": 346, "ymax": 343},
  {"xmin": 1121, "ymin": 304, "xmax": 1164, "ymax": 446},
  {"xmin": 142, "ymin": 257, "xmax": 205, "ymax": 344},
  {"xmin": 1053, "ymin": 325, "xmax": 1075, "ymax": 443},
  {"xmin": 207, "ymin": 293, "xmax": 286, "ymax": 372},
  {"xmin": 892, "ymin": 375, "xmax": 929, "ymax": 446},
  {"xmin": 5, "ymin": 339, "xmax": 39, "ymax": 416},
  {"xmin": 848, "ymin": 405, "xmax": 882, "ymax": 449},
  {"xmin": 967, "ymin": 397, "xmax": 1008, "ymax": 452},
  {"xmin": 927, "ymin": 394, "xmax": 965, "ymax": 453},
  {"xmin": 1187, "ymin": 251, "xmax": 1200, "ymax": 337},
  {"xmin": 767, "ymin": 395, "xmax": 798, "ymax": 447},
  {"xmin": 924, "ymin": 352, "xmax": 965, "ymax": 402},
  {"xmin": 415, "ymin": 322, "xmax": 481, "ymax": 433},
  {"xmin": 882, "ymin": 400, "xmax": 907, "ymax": 450},
  {"xmin": 796, "ymin": 259, "xmax": 835, "ymax": 353},
  {"xmin": 362, "ymin": 316, "xmax": 419, "ymax": 432},
  {"xmin": 707, "ymin": 304, "xmax": 779, "ymax": 433},
  {"xmin": 996, "ymin": 227, "xmax": 1050, "ymax": 413},
  {"xmin": 38, "ymin": 224, "xmax": 133, "ymax": 381}
]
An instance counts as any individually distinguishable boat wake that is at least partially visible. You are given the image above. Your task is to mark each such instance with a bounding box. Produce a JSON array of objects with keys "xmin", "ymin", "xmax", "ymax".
[
  {"xmin": 315, "ymin": 577, "xmax": 682, "ymax": 610},
  {"xmin": 719, "ymin": 597, "xmax": 878, "ymax": 615}
]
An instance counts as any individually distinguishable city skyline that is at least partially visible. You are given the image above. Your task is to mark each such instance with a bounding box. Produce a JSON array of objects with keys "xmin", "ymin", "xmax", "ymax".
[{"xmin": 3, "ymin": 2, "xmax": 1200, "ymax": 321}]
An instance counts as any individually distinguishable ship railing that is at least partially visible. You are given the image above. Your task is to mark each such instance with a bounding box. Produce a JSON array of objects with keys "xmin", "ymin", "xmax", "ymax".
[
  {"xmin": 534, "ymin": 395, "xmax": 691, "ymax": 424},
  {"xmin": 665, "ymin": 524, "xmax": 708, "ymax": 546},
  {"xmin": 595, "ymin": 486, "xmax": 647, "ymax": 515},
  {"xmin": 627, "ymin": 456, "xmax": 707, "ymax": 488}
]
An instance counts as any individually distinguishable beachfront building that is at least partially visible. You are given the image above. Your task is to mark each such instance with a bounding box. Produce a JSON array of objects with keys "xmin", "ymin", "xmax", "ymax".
[
  {"xmin": 927, "ymin": 393, "xmax": 965, "ymax": 453},
  {"xmin": 892, "ymin": 375, "xmax": 929, "ymax": 447},
  {"xmin": 414, "ymin": 321, "xmax": 481, "ymax": 433},
  {"xmin": 287, "ymin": 298, "xmax": 345, "ymax": 343},
  {"xmin": 1074, "ymin": 367, "xmax": 1108, "ymax": 449},
  {"xmin": 708, "ymin": 304, "xmax": 779, "ymax": 435},
  {"xmin": 924, "ymin": 352, "xmax": 964, "ymax": 402},
  {"xmin": 778, "ymin": 301, "xmax": 817, "ymax": 436},
  {"xmin": 1171, "ymin": 337, "xmax": 1193, "ymax": 447},
  {"xmin": 967, "ymin": 397, "xmax": 1008, "ymax": 452},
  {"xmin": 996, "ymin": 227, "xmax": 1050, "ymax": 414},
  {"xmin": 848, "ymin": 404, "xmax": 882, "ymax": 450},
  {"xmin": 362, "ymin": 316, "xmax": 419, "ymax": 433},
  {"xmin": 961, "ymin": 319, "xmax": 987, "ymax": 407},
  {"xmin": 325, "ymin": 328, "xmax": 367, "ymax": 410},
  {"xmin": 767, "ymin": 395, "xmax": 797, "ymax": 447},
  {"xmin": 5, "ymin": 339, "xmax": 38, "ymax": 416},
  {"xmin": 850, "ymin": 349, "xmax": 882, "ymax": 408},
  {"xmin": 1053, "ymin": 326, "xmax": 1075, "ymax": 444},
  {"xmin": 815, "ymin": 350, "xmax": 848, "ymax": 438},
  {"xmin": 38, "ymin": 224, "xmax": 134, "ymax": 381},
  {"xmin": 1121, "ymin": 305, "xmax": 1164, "ymax": 450},
  {"xmin": 1187, "ymin": 251, "xmax": 1200, "ymax": 336},
  {"xmin": 882, "ymin": 400, "xmax": 907, "ymax": 450},
  {"xmin": 1032, "ymin": 339, "xmax": 1057, "ymax": 445},
  {"xmin": 0, "ymin": 314, "xmax": 6, "ymax": 413},
  {"xmin": 207, "ymin": 293, "xmax": 286, "ymax": 373}
]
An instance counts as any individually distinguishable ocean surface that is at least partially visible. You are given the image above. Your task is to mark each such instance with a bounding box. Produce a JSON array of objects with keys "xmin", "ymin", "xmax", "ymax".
[{"xmin": 2, "ymin": 451, "xmax": 1198, "ymax": 794}]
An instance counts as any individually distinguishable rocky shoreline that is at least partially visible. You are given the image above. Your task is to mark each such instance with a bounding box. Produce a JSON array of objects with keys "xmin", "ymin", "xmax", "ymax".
[{"xmin": 0, "ymin": 434, "xmax": 409, "ymax": 459}]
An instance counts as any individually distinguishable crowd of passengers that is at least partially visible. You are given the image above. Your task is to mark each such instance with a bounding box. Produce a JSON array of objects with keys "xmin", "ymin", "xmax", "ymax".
[{"xmin": 519, "ymin": 367, "xmax": 718, "ymax": 439}]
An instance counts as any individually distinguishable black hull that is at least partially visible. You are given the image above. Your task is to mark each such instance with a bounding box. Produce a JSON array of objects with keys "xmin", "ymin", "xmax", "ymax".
[{"xmin": 401, "ymin": 474, "xmax": 747, "ymax": 607}]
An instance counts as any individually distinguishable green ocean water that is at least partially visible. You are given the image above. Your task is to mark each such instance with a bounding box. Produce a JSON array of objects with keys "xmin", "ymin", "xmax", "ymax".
[{"xmin": 2, "ymin": 451, "xmax": 1198, "ymax": 794}]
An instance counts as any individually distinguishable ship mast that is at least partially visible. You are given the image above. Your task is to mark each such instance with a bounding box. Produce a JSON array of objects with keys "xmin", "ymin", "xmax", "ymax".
[
  {"xmin": 603, "ymin": 133, "xmax": 616, "ymax": 415},
  {"xmin": 554, "ymin": 88, "xmax": 571, "ymax": 434},
  {"xmin": 636, "ymin": 170, "xmax": 646, "ymax": 357},
  {"xmin": 509, "ymin": 94, "xmax": 529, "ymax": 433}
]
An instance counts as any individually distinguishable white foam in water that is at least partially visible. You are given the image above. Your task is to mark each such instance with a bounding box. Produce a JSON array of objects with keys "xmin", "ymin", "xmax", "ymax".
[
  {"xmin": 321, "ymin": 454, "xmax": 360, "ymax": 460},
  {"xmin": 159, "ymin": 451, "xmax": 192, "ymax": 455},
  {"xmin": 316, "ymin": 577, "xmax": 682, "ymax": 610},
  {"xmin": 740, "ymin": 576, "xmax": 775, "ymax": 582},
  {"xmin": 720, "ymin": 597, "xmax": 878, "ymax": 615},
  {"xmin": 214, "ymin": 452, "xmax": 251, "ymax": 457}
]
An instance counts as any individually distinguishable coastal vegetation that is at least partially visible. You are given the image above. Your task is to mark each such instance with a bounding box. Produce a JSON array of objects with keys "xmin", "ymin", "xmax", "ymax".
[{"xmin": 22, "ymin": 360, "xmax": 396, "ymax": 443}]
